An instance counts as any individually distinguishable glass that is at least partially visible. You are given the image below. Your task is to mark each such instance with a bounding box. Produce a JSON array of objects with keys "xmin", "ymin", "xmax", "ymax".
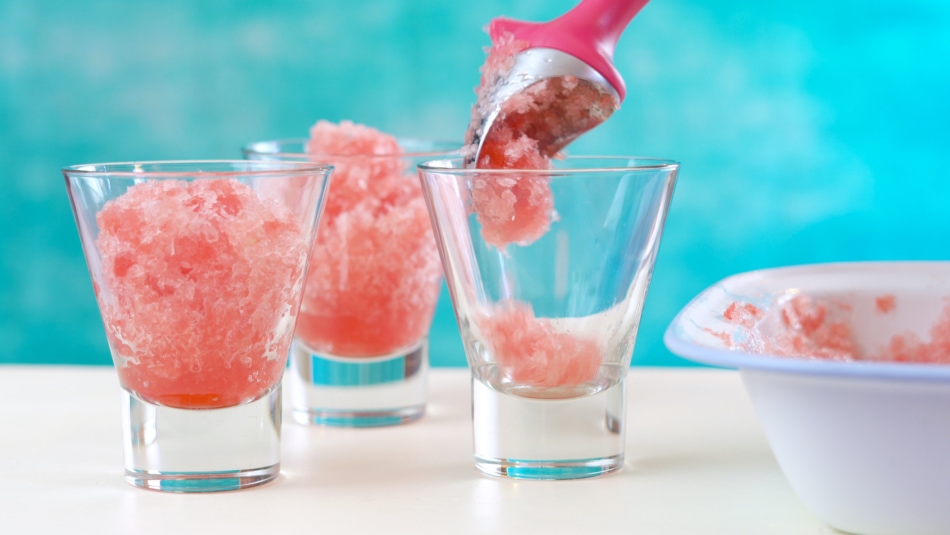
[
  {"xmin": 419, "ymin": 157, "xmax": 678, "ymax": 479},
  {"xmin": 63, "ymin": 160, "xmax": 332, "ymax": 491},
  {"xmin": 243, "ymin": 139, "xmax": 458, "ymax": 427}
]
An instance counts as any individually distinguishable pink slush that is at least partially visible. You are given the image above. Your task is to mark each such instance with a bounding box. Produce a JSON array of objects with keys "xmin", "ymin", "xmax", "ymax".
[
  {"xmin": 295, "ymin": 121, "xmax": 442, "ymax": 357},
  {"xmin": 96, "ymin": 179, "xmax": 309, "ymax": 409}
]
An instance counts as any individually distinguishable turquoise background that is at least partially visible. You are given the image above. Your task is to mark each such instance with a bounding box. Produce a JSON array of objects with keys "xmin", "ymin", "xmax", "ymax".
[{"xmin": 2, "ymin": 0, "xmax": 948, "ymax": 367}]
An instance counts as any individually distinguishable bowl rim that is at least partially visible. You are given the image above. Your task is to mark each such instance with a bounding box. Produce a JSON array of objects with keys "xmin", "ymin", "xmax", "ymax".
[{"xmin": 664, "ymin": 261, "xmax": 950, "ymax": 382}]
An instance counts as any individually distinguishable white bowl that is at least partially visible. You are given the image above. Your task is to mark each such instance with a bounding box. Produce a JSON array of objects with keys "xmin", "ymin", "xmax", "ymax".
[{"xmin": 664, "ymin": 262, "xmax": 950, "ymax": 535}]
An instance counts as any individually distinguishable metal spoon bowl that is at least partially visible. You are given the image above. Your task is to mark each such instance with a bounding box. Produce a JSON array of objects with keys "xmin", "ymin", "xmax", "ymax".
[{"xmin": 465, "ymin": 0, "xmax": 650, "ymax": 168}]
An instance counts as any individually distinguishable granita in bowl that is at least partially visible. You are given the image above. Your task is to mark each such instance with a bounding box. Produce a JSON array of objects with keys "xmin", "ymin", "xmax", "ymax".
[{"xmin": 665, "ymin": 262, "xmax": 950, "ymax": 535}]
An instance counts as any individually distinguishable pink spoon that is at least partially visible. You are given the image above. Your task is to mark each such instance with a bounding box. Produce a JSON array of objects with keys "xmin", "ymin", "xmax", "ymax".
[{"xmin": 466, "ymin": 0, "xmax": 650, "ymax": 167}]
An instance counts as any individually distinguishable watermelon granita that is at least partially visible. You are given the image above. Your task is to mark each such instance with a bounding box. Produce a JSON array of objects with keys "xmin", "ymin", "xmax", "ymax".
[
  {"xmin": 95, "ymin": 179, "xmax": 309, "ymax": 409},
  {"xmin": 714, "ymin": 294, "xmax": 950, "ymax": 364},
  {"xmin": 295, "ymin": 120, "xmax": 442, "ymax": 357},
  {"xmin": 479, "ymin": 301, "xmax": 602, "ymax": 389},
  {"xmin": 464, "ymin": 28, "xmax": 620, "ymax": 248},
  {"xmin": 458, "ymin": 25, "xmax": 622, "ymax": 389},
  {"xmin": 885, "ymin": 305, "xmax": 950, "ymax": 363}
]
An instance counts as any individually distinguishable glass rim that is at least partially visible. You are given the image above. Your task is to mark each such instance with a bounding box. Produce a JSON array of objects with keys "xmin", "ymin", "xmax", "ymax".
[
  {"xmin": 417, "ymin": 156, "xmax": 680, "ymax": 174},
  {"xmin": 62, "ymin": 159, "xmax": 333, "ymax": 178},
  {"xmin": 241, "ymin": 137, "xmax": 461, "ymax": 159}
]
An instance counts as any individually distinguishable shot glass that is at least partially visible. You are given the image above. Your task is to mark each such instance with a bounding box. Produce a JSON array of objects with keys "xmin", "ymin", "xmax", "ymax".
[
  {"xmin": 243, "ymin": 139, "xmax": 457, "ymax": 427},
  {"xmin": 419, "ymin": 157, "xmax": 678, "ymax": 479},
  {"xmin": 64, "ymin": 160, "xmax": 332, "ymax": 492}
]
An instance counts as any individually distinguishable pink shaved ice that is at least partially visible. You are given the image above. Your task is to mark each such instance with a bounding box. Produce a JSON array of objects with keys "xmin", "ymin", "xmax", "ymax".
[
  {"xmin": 876, "ymin": 294, "xmax": 896, "ymax": 313},
  {"xmin": 711, "ymin": 295, "xmax": 857, "ymax": 360},
  {"xmin": 716, "ymin": 293, "xmax": 950, "ymax": 364},
  {"xmin": 296, "ymin": 121, "xmax": 442, "ymax": 357},
  {"xmin": 469, "ymin": 170, "xmax": 555, "ymax": 248},
  {"xmin": 96, "ymin": 179, "xmax": 309, "ymax": 409},
  {"xmin": 886, "ymin": 305, "xmax": 950, "ymax": 363},
  {"xmin": 480, "ymin": 301, "xmax": 602, "ymax": 388},
  {"xmin": 473, "ymin": 75, "xmax": 619, "ymax": 171},
  {"xmin": 774, "ymin": 294, "xmax": 856, "ymax": 359},
  {"xmin": 464, "ymin": 29, "xmax": 619, "ymax": 249},
  {"xmin": 461, "ymin": 28, "xmax": 619, "ymax": 388},
  {"xmin": 722, "ymin": 302, "xmax": 764, "ymax": 328}
]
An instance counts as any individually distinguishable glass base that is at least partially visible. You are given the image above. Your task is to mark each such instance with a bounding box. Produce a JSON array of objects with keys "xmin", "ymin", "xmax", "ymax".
[
  {"xmin": 288, "ymin": 339, "xmax": 428, "ymax": 427},
  {"xmin": 471, "ymin": 376, "xmax": 626, "ymax": 480},
  {"xmin": 121, "ymin": 386, "xmax": 281, "ymax": 492}
]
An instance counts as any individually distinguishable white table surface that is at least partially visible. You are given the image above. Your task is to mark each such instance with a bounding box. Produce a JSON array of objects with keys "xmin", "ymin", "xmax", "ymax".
[{"xmin": 0, "ymin": 366, "xmax": 836, "ymax": 534}]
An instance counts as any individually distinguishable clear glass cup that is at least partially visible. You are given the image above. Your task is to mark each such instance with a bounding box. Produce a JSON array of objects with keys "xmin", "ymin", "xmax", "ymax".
[
  {"xmin": 243, "ymin": 139, "xmax": 458, "ymax": 427},
  {"xmin": 63, "ymin": 160, "xmax": 332, "ymax": 492},
  {"xmin": 419, "ymin": 157, "xmax": 679, "ymax": 479}
]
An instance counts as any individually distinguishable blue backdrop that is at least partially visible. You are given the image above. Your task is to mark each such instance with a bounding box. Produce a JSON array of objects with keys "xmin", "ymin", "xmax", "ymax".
[{"xmin": 2, "ymin": 0, "xmax": 948, "ymax": 367}]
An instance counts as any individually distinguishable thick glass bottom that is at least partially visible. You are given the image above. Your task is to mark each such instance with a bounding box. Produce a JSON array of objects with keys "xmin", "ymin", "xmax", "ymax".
[
  {"xmin": 287, "ymin": 338, "xmax": 428, "ymax": 427},
  {"xmin": 121, "ymin": 385, "xmax": 281, "ymax": 492},
  {"xmin": 125, "ymin": 465, "xmax": 279, "ymax": 493},
  {"xmin": 471, "ymin": 375, "xmax": 626, "ymax": 480},
  {"xmin": 474, "ymin": 455, "xmax": 624, "ymax": 480}
]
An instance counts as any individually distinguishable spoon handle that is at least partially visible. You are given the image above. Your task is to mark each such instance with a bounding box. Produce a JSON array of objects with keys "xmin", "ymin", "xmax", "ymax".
[
  {"xmin": 487, "ymin": 0, "xmax": 650, "ymax": 101},
  {"xmin": 554, "ymin": 0, "xmax": 650, "ymax": 57}
]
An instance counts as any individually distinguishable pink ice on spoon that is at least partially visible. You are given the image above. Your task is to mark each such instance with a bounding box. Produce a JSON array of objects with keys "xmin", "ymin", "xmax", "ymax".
[
  {"xmin": 295, "ymin": 121, "xmax": 442, "ymax": 357},
  {"xmin": 96, "ymin": 179, "xmax": 309, "ymax": 409},
  {"xmin": 465, "ymin": 0, "xmax": 648, "ymax": 247},
  {"xmin": 466, "ymin": 30, "xmax": 617, "ymax": 248},
  {"xmin": 462, "ymin": 1, "xmax": 652, "ymax": 388},
  {"xmin": 466, "ymin": 32, "xmax": 557, "ymax": 248}
]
